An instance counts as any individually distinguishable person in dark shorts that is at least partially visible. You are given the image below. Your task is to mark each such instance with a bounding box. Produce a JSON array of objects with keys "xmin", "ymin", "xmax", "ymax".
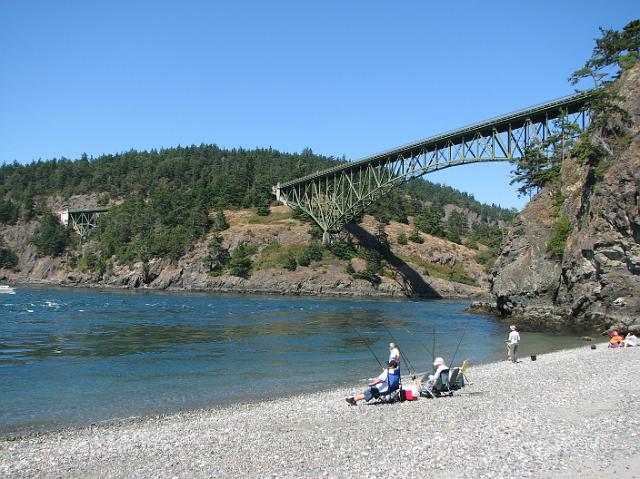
[{"xmin": 345, "ymin": 360, "xmax": 400, "ymax": 405}]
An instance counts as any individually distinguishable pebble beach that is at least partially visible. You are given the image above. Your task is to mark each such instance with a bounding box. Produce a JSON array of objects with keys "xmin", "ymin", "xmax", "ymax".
[{"xmin": 1, "ymin": 343, "xmax": 639, "ymax": 479}]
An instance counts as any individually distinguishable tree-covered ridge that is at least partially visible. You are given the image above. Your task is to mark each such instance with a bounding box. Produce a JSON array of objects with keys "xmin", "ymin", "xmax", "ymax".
[
  {"xmin": 0, "ymin": 145, "xmax": 339, "ymax": 211},
  {"xmin": 0, "ymin": 143, "xmax": 515, "ymax": 276},
  {"xmin": 0, "ymin": 143, "xmax": 514, "ymax": 223}
]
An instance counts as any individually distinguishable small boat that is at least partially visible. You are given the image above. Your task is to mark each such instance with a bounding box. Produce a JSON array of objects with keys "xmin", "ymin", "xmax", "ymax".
[{"xmin": 0, "ymin": 285, "xmax": 16, "ymax": 294}]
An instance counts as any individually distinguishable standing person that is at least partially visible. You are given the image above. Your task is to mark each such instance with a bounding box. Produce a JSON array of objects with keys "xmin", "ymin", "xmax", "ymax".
[
  {"xmin": 507, "ymin": 325, "xmax": 520, "ymax": 363},
  {"xmin": 388, "ymin": 342, "xmax": 400, "ymax": 367},
  {"xmin": 345, "ymin": 360, "xmax": 400, "ymax": 405}
]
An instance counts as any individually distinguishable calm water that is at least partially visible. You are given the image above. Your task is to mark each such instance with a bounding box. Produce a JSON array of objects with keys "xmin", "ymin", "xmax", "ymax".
[{"xmin": 0, "ymin": 286, "xmax": 588, "ymax": 436}]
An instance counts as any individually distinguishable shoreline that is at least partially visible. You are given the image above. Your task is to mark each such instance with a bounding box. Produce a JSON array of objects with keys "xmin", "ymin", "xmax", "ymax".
[
  {"xmin": 2, "ymin": 277, "xmax": 476, "ymax": 301},
  {"xmin": 2, "ymin": 343, "xmax": 639, "ymax": 478},
  {"xmin": 0, "ymin": 338, "xmax": 596, "ymax": 441}
]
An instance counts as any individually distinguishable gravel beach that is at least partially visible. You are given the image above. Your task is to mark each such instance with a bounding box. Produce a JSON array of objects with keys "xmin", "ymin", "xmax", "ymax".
[{"xmin": 1, "ymin": 344, "xmax": 639, "ymax": 479}]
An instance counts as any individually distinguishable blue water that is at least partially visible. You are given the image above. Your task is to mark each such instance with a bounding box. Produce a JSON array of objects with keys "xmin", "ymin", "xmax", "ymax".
[{"xmin": 0, "ymin": 286, "xmax": 586, "ymax": 436}]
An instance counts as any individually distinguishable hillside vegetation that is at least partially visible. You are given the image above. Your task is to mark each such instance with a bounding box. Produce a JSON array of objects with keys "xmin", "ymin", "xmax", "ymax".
[{"xmin": 0, "ymin": 140, "xmax": 514, "ymax": 291}]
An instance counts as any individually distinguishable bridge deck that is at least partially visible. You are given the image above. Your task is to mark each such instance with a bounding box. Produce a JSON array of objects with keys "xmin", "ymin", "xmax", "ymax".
[
  {"xmin": 279, "ymin": 90, "xmax": 594, "ymax": 188},
  {"xmin": 66, "ymin": 207, "xmax": 110, "ymax": 214}
]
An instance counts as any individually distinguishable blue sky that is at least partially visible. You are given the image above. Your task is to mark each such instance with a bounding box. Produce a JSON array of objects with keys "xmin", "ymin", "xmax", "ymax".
[{"xmin": 1, "ymin": 1, "xmax": 637, "ymax": 209}]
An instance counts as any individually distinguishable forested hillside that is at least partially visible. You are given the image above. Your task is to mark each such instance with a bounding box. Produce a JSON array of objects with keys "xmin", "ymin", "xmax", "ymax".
[{"xmin": 0, "ymin": 144, "xmax": 514, "ymax": 287}]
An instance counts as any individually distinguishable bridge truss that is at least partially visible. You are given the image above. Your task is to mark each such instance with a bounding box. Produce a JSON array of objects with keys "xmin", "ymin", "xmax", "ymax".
[
  {"xmin": 273, "ymin": 91, "xmax": 593, "ymax": 241},
  {"xmin": 59, "ymin": 207, "xmax": 109, "ymax": 242}
]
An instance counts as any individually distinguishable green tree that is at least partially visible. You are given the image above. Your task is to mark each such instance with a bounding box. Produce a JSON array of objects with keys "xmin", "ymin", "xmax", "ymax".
[
  {"xmin": 0, "ymin": 199, "xmax": 19, "ymax": 224},
  {"xmin": 203, "ymin": 235, "xmax": 230, "ymax": 275},
  {"xmin": 30, "ymin": 212, "xmax": 70, "ymax": 257},
  {"xmin": 229, "ymin": 243, "xmax": 253, "ymax": 278},
  {"xmin": 569, "ymin": 19, "xmax": 640, "ymax": 86},
  {"xmin": 509, "ymin": 122, "xmax": 582, "ymax": 197},
  {"xmin": 0, "ymin": 237, "xmax": 19, "ymax": 270},
  {"xmin": 212, "ymin": 210, "xmax": 229, "ymax": 232},
  {"xmin": 447, "ymin": 210, "xmax": 468, "ymax": 244},
  {"xmin": 414, "ymin": 203, "xmax": 445, "ymax": 237}
]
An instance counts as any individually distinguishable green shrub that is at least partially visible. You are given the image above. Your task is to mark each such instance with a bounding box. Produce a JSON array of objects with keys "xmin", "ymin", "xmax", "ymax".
[
  {"xmin": 548, "ymin": 216, "xmax": 573, "ymax": 258},
  {"xmin": 298, "ymin": 242, "xmax": 324, "ymax": 267},
  {"xmin": 397, "ymin": 232, "xmax": 408, "ymax": 245},
  {"xmin": 255, "ymin": 204, "xmax": 270, "ymax": 216},
  {"xmin": 408, "ymin": 228, "xmax": 424, "ymax": 244},
  {"xmin": 351, "ymin": 270, "xmax": 381, "ymax": 285},
  {"xmin": 0, "ymin": 247, "xmax": 19, "ymax": 270},
  {"xmin": 328, "ymin": 239, "xmax": 357, "ymax": 260},
  {"xmin": 282, "ymin": 253, "xmax": 297, "ymax": 271}
]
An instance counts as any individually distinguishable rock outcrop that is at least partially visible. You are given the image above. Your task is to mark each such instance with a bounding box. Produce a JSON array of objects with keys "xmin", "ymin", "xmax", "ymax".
[{"xmin": 480, "ymin": 63, "xmax": 640, "ymax": 333}]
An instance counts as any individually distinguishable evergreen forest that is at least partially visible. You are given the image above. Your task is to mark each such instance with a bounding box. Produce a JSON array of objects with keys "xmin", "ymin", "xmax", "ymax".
[{"xmin": 0, "ymin": 143, "xmax": 515, "ymax": 271}]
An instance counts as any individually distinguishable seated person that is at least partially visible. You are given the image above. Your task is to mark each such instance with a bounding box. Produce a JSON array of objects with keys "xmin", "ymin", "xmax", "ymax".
[
  {"xmin": 608, "ymin": 330, "xmax": 624, "ymax": 348},
  {"xmin": 621, "ymin": 332, "xmax": 638, "ymax": 348},
  {"xmin": 345, "ymin": 360, "xmax": 400, "ymax": 405},
  {"xmin": 422, "ymin": 356, "xmax": 448, "ymax": 389}
]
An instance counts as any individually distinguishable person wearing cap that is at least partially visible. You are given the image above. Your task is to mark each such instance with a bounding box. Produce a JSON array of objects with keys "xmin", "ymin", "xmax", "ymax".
[
  {"xmin": 423, "ymin": 356, "xmax": 448, "ymax": 389},
  {"xmin": 608, "ymin": 330, "xmax": 624, "ymax": 348},
  {"xmin": 507, "ymin": 325, "xmax": 520, "ymax": 363},
  {"xmin": 345, "ymin": 360, "xmax": 400, "ymax": 405},
  {"xmin": 388, "ymin": 342, "xmax": 401, "ymax": 367}
]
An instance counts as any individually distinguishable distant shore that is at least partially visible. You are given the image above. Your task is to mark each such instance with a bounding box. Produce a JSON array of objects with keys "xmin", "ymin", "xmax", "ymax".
[
  {"xmin": 2, "ymin": 343, "xmax": 639, "ymax": 478},
  {"xmin": 4, "ymin": 278, "xmax": 479, "ymax": 301}
]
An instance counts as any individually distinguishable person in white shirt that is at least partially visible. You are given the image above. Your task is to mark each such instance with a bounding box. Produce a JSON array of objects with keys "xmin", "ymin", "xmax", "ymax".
[
  {"xmin": 507, "ymin": 325, "xmax": 520, "ymax": 363},
  {"xmin": 424, "ymin": 357, "xmax": 448, "ymax": 388},
  {"xmin": 388, "ymin": 342, "xmax": 401, "ymax": 367},
  {"xmin": 621, "ymin": 332, "xmax": 638, "ymax": 348}
]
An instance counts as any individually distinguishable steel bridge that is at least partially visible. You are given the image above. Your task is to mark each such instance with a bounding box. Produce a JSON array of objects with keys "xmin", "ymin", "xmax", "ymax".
[
  {"xmin": 59, "ymin": 207, "xmax": 109, "ymax": 242},
  {"xmin": 273, "ymin": 90, "xmax": 594, "ymax": 242}
]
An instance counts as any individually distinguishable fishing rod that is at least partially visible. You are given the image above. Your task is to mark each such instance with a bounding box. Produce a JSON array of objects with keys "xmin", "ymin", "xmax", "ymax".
[
  {"xmin": 381, "ymin": 324, "xmax": 417, "ymax": 378},
  {"xmin": 432, "ymin": 327, "xmax": 436, "ymax": 374},
  {"xmin": 449, "ymin": 327, "xmax": 466, "ymax": 368},
  {"xmin": 354, "ymin": 328, "xmax": 384, "ymax": 369},
  {"xmin": 404, "ymin": 328, "xmax": 435, "ymax": 359}
]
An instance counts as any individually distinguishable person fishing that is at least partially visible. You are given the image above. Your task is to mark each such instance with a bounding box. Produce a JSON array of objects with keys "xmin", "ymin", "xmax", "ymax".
[
  {"xmin": 507, "ymin": 325, "xmax": 520, "ymax": 363},
  {"xmin": 345, "ymin": 360, "xmax": 400, "ymax": 405},
  {"xmin": 423, "ymin": 356, "xmax": 448, "ymax": 389}
]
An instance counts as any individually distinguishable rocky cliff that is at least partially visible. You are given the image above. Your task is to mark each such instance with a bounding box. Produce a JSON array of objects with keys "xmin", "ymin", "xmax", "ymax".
[{"xmin": 479, "ymin": 64, "xmax": 640, "ymax": 333}]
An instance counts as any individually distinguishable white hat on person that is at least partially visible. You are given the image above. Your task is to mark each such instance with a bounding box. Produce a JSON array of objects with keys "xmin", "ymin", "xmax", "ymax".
[{"xmin": 433, "ymin": 357, "xmax": 444, "ymax": 366}]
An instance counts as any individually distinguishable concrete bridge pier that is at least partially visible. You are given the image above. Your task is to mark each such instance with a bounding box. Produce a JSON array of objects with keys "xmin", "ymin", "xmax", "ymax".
[{"xmin": 322, "ymin": 231, "xmax": 331, "ymax": 245}]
